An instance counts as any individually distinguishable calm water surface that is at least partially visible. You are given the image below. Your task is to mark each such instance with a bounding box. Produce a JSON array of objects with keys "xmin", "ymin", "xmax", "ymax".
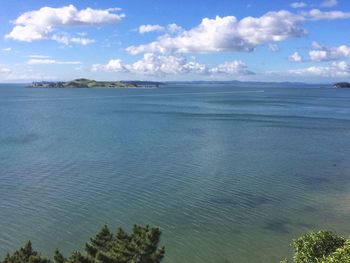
[{"xmin": 1, "ymin": 84, "xmax": 350, "ymax": 262}]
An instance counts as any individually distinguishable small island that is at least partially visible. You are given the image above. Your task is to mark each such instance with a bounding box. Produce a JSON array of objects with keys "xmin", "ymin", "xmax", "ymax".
[
  {"xmin": 333, "ymin": 82, "xmax": 350, "ymax": 88},
  {"xmin": 31, "ymin": 78, "xmax": 162, "ymax": 88}
]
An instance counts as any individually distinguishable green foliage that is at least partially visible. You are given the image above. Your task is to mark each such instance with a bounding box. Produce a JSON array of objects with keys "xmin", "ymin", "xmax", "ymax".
[
  {"xmin": 62, "ymin": 79, "xmax": 137, "ymax": 88},
  {"xmin": 1, "ymin": 241, "xmax": 50, "ymax": 263},
  {"xmin": 320, "ymin": 240, "xmax": 350, "ymax": 263},
  {"xmin": 92, "ymin": 224, "xmax": 165, "ymax": 263},
  {"xmin": 292, "ymin": 231, "xmax": 345, "ymax": 263},
  {"xmin": 85, "ymin": 225, "xmax": 114, "ymax": 258},
  {"xmin": 1, "ymin": 225, "xmax": 164, "ymax": 263},
  {"xmin": 283, "ymin": 230, "xmax": 350, "ymax": 263},
  {"xmin": 53, "ymin": 250, "xmax": 65, "ymax": 263},
  {"xmin": 65, "ymin": 251, "xmax": 92, "ymax": 263}
]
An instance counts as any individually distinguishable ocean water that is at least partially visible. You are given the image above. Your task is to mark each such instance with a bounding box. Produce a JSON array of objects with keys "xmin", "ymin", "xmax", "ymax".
[{"xmin": 1, "ymin": 83, "xmax": 350, "ymax": 262}]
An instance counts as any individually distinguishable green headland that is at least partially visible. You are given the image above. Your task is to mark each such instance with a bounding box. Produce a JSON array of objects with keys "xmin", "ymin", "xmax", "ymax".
[{"xmin": 31, "ymin": 79, "xmax": 162, "ymax": 88}]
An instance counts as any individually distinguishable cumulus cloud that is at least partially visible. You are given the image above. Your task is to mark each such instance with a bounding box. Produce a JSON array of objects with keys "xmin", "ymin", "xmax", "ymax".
[
  {"xmin": 6, "ymin": 5, "xmax": 124, "ymax": 44},
  {"xmin": 130, "ymin": 10, "xmax": 350, "ymax": 56},
  {"xmin": 167, "ymin": 23, "xmax": 183, "ymax": 33},
  {"xmin": 289, "ymin": 51, "xmax": 303, "ymax": 62},
  {"xmin": 138, "ymin": 24, "xmax": 165, "ymax": 34},
  {"xmin": 306, "ymin": 9, "xmax": 350, "ymax": 20},
  {"xmin": 289, "ymin": 61, "xmax": 350, "ymax": 77},
  {"xmin": 290, "ymin": 2, "xmax": 307, "ymax": 8},
  {"xmin": 92, "ymin": 54, "xmax": 253, "ymax": 76},
  {"xmin": 309, "ymin": 42, "xmax": 350, "ymax": 61},
  {"xmin": 321, "ymin": 0, "xmax": 338, "ymax": 7},
  {"xmin": 27, "ymin": 59, "xmax": 81, "ymax": 65},
  {"xmin": 127, "ymin": 11, "xmax": 305, "ymax": 55},
  {"xmin": 91, "ymin": 59, "xmax": 126, "ymax": 72}
]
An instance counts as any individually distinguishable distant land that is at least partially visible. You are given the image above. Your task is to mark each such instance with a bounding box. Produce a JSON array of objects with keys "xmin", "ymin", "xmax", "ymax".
[
  {"xmin": 26, "ymin": 79, "xmax": 349, "ymax": 89},
  {"xmin": 333, "ymin": 82, "xmax": 350, "ymax": 88},
  {"xmin": 166, "ymin": 80, "xmax": 330, "ymax": 88},
  {"xmin": 31, "ymin": 78, "xmax": 163, "ymax": 88},
  {"xmin": 168, "ymin": 80, "xmax": 350, "ymax": 88},
  {"xmin": 166, "ymin": 80, "xmax": 307, "ymax": 85}
]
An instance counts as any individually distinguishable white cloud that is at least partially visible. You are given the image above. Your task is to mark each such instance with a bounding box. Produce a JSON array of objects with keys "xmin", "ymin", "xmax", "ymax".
[
  {"xmin": 51, "ymin": 34, "xmax": 95, "ymax": 45},
  {"xmin": 289, "ymin": 61, "xmax": 350, "ymax": 77},
  {"xmin": 268, "ymin": 43, "xmax": 279, "ymax": 52},
  {"xmin": 167, "ymin": 23, "xmax": 183, "ymax": 33},
  {"xmin": 0, "ymin": 66, "xmax": 11, "ymax": 74},
  {"xmin": 93, "ymin": 54, "xmax": 207, "ymax": 76},
  {"xmin": 209, "ymin": 61, "xmax": 255, "ymax": 75},
  {"xmin": 27, "ymin": 59, "xmax": 56, "ymax": 65},
  {"xmin": 28, "ymin": 55, "xmax": 51, "ymax": 59},
  {"xmin": 2, "ymin": 47, "xmax": 12, "ymax": 52},
  {"xmin": 138, "ymin": 23, "xmax": 182, "ymax": 34},
  {"xmin": 309, "ymin": 50, "xmax": 328, "ymax": 61},
  {"xmin": 6, "ymin": 5, "xmax": 124, "ymax": 44},
  {"xmin": 129, "ymin": 10, "xmax": 350, "ymax": 55},
  {"xmin": 27, "ymin": 59, "xmax": 81, "ymax": 65},
  {"xmin": 128, "ymin": 54, "xmax": 207, "ymax": 75},
  {"xmin": 138, "ymin": 24, "xmax": 165, "ymax": 34},
  {"xmin": 321, "ymin": 0, "xmax": 338, "ymax": 7},
  {"xmin": 291, "ymin": 2, "xmax": 307, "ymax": 8},
  {"xmin": 127, "ymin": 11, "xmax": 305, "ymax": 55},
  {"xmin": 5, "ymin": 72, "xmax": 57, "ymax": 81},
  {"xmin": 92, "ymin": 54, "xmax": 254, "ymax": 77},
  {"xmin": 92, "ymin": 59, "xmax": 126, "ymax": 72},
  {"xmin": 309, "ymin": 42, "xmax": 350, "ymax": 61},
  {"xmin": 289, "ymin": 51, "xmax": 303, "ymax": 62},
  {"xmin": 311, "ymin": 41, "xmax": 323, "ymax": 50},
  {"xmin": 306, "ymin": 9, "xmax": 350, "ymax": 20}
]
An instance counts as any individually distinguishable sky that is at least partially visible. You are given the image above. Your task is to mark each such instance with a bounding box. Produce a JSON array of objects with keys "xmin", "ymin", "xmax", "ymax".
[{"xmin": 1, "ymin": 0, "xmax": 350, "ymax": 83}]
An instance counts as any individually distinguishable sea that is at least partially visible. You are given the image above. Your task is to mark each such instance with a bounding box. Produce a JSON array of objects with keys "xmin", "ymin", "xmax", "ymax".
[{"xmin": 0, "ymin": 83, "xmax": 350, "ymax": 262}]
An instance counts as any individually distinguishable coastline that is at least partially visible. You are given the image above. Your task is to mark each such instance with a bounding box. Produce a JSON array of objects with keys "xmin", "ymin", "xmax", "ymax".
[{"xmin": 30, "ymin": 79, "xmax": 162, "ymax": 89}]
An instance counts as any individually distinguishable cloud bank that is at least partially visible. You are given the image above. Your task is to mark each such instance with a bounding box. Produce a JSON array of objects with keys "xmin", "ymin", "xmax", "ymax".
[
  {"xmin": 289, "ymin": 61, "xmax": 350, "ymax": 77},
  {"xmin": 92, "ymin": 54, "xmax": 254, "ymax": 77}
]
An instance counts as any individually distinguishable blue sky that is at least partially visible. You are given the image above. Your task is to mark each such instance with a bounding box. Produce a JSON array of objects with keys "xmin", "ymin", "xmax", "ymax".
[{"xmin": 1, "ymin": 0, "xmax": 350, "ymax": 82}]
